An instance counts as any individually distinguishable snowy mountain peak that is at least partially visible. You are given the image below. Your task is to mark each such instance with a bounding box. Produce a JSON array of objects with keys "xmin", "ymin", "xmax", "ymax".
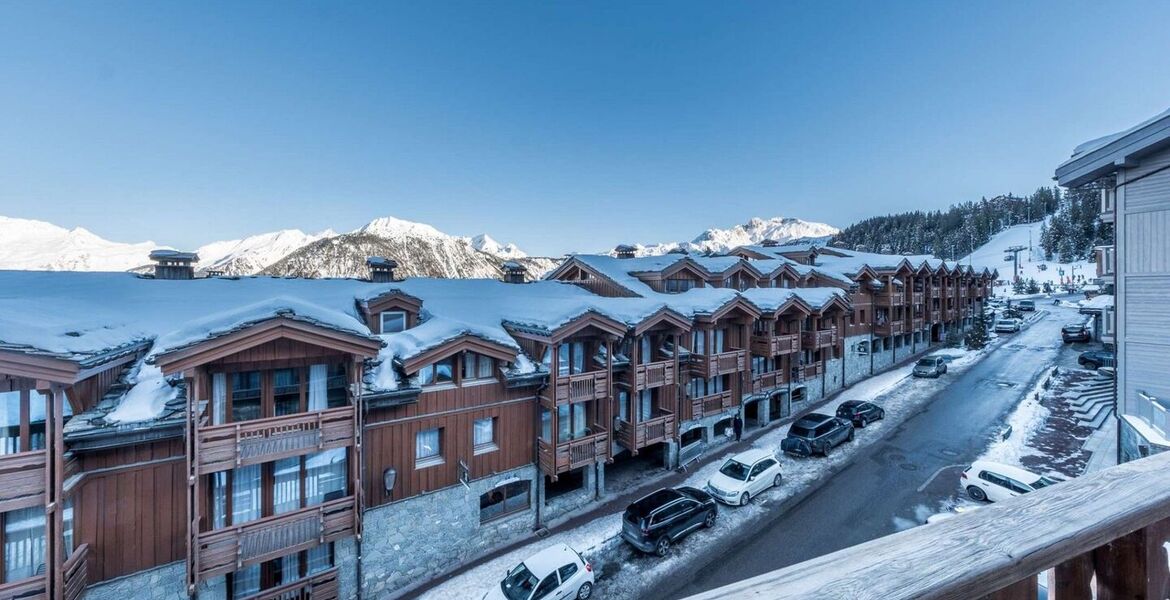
[
  {"xmin": 355, "ymin": 216, "xmax": 448, "ymax": 240},
  {"xmin": 467, "ymin": 234, "xmax": 528, "ymax": 259},
  {"xmin": 196, "ymin": 228, "xmax": 337, "ymax": 275},
  {"xmin": 0, "ymin": 216, "xmax": 160, "ymax": 272},
  {"xmin": 632, "ymin": 216, "xmax": 840, "ymax": 256}
]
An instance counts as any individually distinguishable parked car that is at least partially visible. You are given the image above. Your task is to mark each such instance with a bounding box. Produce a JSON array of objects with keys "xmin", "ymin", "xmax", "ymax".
[
  {"xmin": 913, "ymin": 356, "xmax": 948, "ymax": 378},
  {"xmin": 1078, "ymin": 349, "xmax": 1116, "ymax": 369},
  {"xmin": 706, "ymin": 449, "xmax": 783, "ymax": 506},
  {"xmin": 1018, "ymin": 300, "xmax": 1036, "ymax": 311},
  {"xmin": 486, "ymin": 543, "xmax": 594, "ymax": 600},
  {"xmin": 780, "ymin": 413, "xmax": 854, "ymax": 457},
  {"xmin": 621, "ymin": 487, "xmax": 717, "ymax": 556},
  {"xmin": 1061, "ymin": 323, "xmax": 1091, "ymax": 343},
  {"xmin": 961, "ymin": 461, "xmax": 1060, "ymax": 503},
  {"xmin": 835, "ymin": 400, "xmax": 885, "ymax": 428},
  {"xmin": 1001, "ymin": 306, "xmax": 1022, "ymax": 320},
  {"xmin": 994, "ymin": 318, "xmax": 1021, "ymax": 333}
]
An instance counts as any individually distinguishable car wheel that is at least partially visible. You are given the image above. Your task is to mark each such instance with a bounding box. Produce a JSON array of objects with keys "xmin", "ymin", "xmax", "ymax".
[
  {"xmin": 577, "ymin": 582, "xmax": 593, "ymax": 600},
  {"xmin": 847, "ymin": 429, "xmax": 855, "ymax": 442},
  {"xmin": 655, "ymin": 536, "xmax": 671, "ymax": 557},
  {"xmin": 878, "ymin": 409, "xmax": 886, "ymax": 420},
  {"xmin": 821, "ymin": 443, "xmax": 832, "ymax": 457},
  {"xmin": 772, "ymin": 473, "xmax": 783, "ymax": 489},
  {"xmin": 703, "ymin": 509, "xmax": 717, "ymax": 528},
  {"xmin": 858, "ymin": 417, "xmax": 868, "ymax": 428},
  {"xmin": 739, "ymin": 492, "xmax": 750, "ymax": 506},
  {"xmin": 967, "ymin": 485, "xmax": 988, "ymax": 502}
]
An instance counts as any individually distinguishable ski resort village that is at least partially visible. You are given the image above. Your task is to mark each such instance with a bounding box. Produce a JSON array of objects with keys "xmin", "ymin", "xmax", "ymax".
[{"xmin": 1, "ymin": 4, "xmax": 1169, "ymax": 600}]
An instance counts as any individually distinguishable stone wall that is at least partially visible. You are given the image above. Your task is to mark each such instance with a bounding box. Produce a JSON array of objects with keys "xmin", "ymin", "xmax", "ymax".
[
  {"xmin": 541, "ymin": 464, "xmax": 599, "ymax": 524},
  {"xmin": 362, "ymin": 464, "xmax": 539, "ymax": 598},
  {"xmin": 842, "ymin": 334, "xmax": 873, "ymax": 386},
  {"xmin": 823, "ymin": 356, "xmax": 845, "ymax": 395},
  {"xmin": 87, "ymin": 561, "xmax": 187, "ymax": 600}
]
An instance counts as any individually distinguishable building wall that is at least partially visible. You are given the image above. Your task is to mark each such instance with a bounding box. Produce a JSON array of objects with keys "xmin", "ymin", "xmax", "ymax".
[
  {"xmin": 84, "ymin": 560, "xmax": 186, "ymax": 600},
  {"xmin": 842, "ymin": 334, "xmax": 873, "ymax": 386}
]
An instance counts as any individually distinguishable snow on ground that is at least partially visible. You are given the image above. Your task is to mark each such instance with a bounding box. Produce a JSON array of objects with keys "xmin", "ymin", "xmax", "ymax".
[
  {"xmin": 978, "ymin": 366, "xmax": 1055, "ymax": 467},
  {"xmin": 962, "ymin": 219, "xmax": 1094, "ymax": 290},
  {"xmin": 420, "ymin": 346, "xmax": 988, "ymax": 600}
]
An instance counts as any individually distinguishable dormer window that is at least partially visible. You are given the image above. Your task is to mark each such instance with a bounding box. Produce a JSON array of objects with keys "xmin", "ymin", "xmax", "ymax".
[
  {"xmin": 380, "ymin": 311, "xmax": 407, "ymax": 334},
  {"xmin": 462, "ymin": 353, "xmax": 496, "ymax": 381},
  {"xmin": 418, "ymin": 358, "xmax": 455, "ymax": 386}
]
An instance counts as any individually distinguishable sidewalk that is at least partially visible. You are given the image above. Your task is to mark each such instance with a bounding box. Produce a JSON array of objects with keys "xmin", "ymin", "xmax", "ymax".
[{"xmin": 1082, "ymin": 415, "xmax": 1118, "ymax": 473}]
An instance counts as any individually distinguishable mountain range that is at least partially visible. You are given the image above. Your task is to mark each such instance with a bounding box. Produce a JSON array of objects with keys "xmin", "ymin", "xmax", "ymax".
[{"xmin": 0, "ymin": 214, "xmax": 839, "ymax": 280}]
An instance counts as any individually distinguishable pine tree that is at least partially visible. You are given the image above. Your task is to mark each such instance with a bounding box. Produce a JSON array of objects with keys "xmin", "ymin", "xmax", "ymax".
[
  {"xmin": 965, "ymin": 311, "xmax": 990, "ymax": 350},
  {"xmin": 1026, "ymin": 278, "xmax": 1040, "ymax": 294}
]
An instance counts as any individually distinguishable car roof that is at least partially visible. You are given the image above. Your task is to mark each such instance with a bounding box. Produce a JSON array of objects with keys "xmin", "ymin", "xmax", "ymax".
[
  {"xmin": 968, "ymin": 461, "xmax": 1042, "ymax": 484},
  {"xmin": 838, "ymin": 400, "xmax": 863, "ymax": 408},
  {"xmin": 793, "ymin": 413, "xmax": 833, "ymax": 427},
  {"xmin": 729, "ymin": 448, "xmax": 773, "ymax": 464},
  {"xmin": 627, "ymin": 488, "xmax": 684, "ymax": 518},
  {"xmin": 521, "ymin": 543, "xmax": 579, "ymax": 578}
]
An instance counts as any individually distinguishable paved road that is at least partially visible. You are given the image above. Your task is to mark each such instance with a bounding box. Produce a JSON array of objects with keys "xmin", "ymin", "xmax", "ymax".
[{"xmin": 661, "ymin": 303, "xmax": 1084, "ymax": 599}]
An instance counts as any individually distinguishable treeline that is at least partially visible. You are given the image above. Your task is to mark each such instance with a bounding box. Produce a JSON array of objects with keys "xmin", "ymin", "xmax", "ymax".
[{"xmin": 1039, "ymin": 187, "xmax": 1113, "ymax": 262}]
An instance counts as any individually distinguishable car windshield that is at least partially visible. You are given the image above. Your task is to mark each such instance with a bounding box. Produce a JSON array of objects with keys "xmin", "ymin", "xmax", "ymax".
[
  {"xmin": 501, "ymin": 563, "xmax": 539, "ymax": 600},
  {"xmin": 719, "ymin": 459, "xmax": 751, "ymax": 481},
  {"xmin": 1030, "ymin": 476, "xmax": 1060, "ymax": 489},
  {"xmin": 789, "ymin": 424, "xmax": 815, "ymax": 439},
  {"xmin": 916, "ymin": 358, "xmax": 934, "ymax": 367}
]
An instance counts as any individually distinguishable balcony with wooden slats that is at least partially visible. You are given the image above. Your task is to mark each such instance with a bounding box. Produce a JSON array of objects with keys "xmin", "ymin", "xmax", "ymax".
[
  {"xmin": 798, "ymin": 363, "xmax": 823, "ymax": 380},
  {"xmin": 801, "ymin": 328, "xmax": 838, "ymax": 349},
  {"xmin": 912, "ymin": 316, "xmax": 925, "ymax": 330},
  {"xmin": 930, "ymin": 310, "xmax": 942, "ymax": 323},
  {"xmin": 0, "ymin": 576, "xmax": 45, "ymax": 600},
  {"xmin": 688, "ymin": 390, "xmax": 736, "ymax": 421},
  {"xmin": 537, "ymin": 431, "xmax": 609, "ymax": 475},
  {"xmin": 911, "ymin": 291, "xmax": 925, "ymax": 305},
  {"xmin": 240, "ymin": 567, "xmax": 340, "ymax": 600},
  {"xmin": 750, "ymin": 333, "xmax": 800, "ymax": 357},
  {"xmin": 553, "ymin": 370, "xmax": 609, "ymax": 405},
  {"xmin": 0, "ymin": 450, "xmax": 46, "ymax": 513},
  {"xmin": 750, "ymin": 370, "xmax": 786, "ymax": 395},
  {"xmin": 635, "ymin": 361, "xmax": 675, "ymax": 391},
  {"xmin": 615, "ymin": 412, "xmax": 676, "ymax": 451},
  {"xmin": 689, "ymin": 350, "xmax": 747, "ymax": 378},
  {"xmin": 943, "ymin": 308, "xmax": 957, "ymax": 322},
  {"xmin": 197, "ymin": 407, "xmax": 356, "ymax": 475},
  {"xmin": 63, "ymin": 543, "xmax": 90, "ymax": 600},
  {"xmin": 873, "ymin": 292, "xmax": 905, "ymax": 307},
  {"xmin": 874, "ymin": 320, "xmax": 904, "ymax": 337},
  {"xmin": 930, "ymin": 285, "xmax": 941, "ymax": 297},
  {"xmin": 195, "ymin": 496, "xmax": 357, "ymax": 582}
]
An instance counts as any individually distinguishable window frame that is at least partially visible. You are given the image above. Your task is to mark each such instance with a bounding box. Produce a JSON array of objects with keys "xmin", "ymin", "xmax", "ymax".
[
  {"xmin": 379, "ymin": 310, "xmax": 408, "ymax": 334},
  {"xmin": 216, "ymin": 362, "xmax": 349, "ymax": 425},
  {"xmin": 472, "ymin": 417, "xmax": 498, "ymax": 455},
  {"xmin": 478, "ymin": 480, "xmax": 531, "ymax": 524},
  {"xmin": 415, "ymin": 427, "xmax": 444, "ymax": 469}
]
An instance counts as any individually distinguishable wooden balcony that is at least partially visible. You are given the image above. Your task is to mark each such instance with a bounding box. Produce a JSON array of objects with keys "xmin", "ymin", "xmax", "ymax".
[
  {"xmin": 554, "ymin": 370, "xmax": 609, "ymax": 405},
  {"xmin": 798, "ymin": 363, "xmax": 823, "ymax": 380},
  {"xmin": 930, "ymin": 310, "xmax": 942, "ymax": 323},
  {"xmin": 682, "ymin": 452, "xmax": 1170, "ymax": 600},
  {"xmin": 944, "ymin": 308, "xmax": 957, "ymax": 322},
  {"xmin": 689, "ymin": 391, "xmax": 736, "ymax": 420},
  {"xmin": 195, "ymin": 496, "xmax": 357, "ymax": 581},
  {"xmin": 635, "ymin": 360, "xmax": 675, "ymax": 390},
  {"xmin": 64, "ymin": 543, "xmax": 90, "ymax": 600},
  {"xmin": 801, "ymin": 328, "xmax": 838, "ymax": 349},
  {"xmin": 615, "ymin": 412, "xmax": 676, "ymax": 451},
  {"xmin": 959, "ymin": 286, "xmax": 968, "ymax": 298},
  {"xmin": 0, "ymin": 576, "xmax": 46, "ymax": 600},
  {"xmin": 911, "ymin": 291, "xmax": 925, "ymax": 305},
  {"xmin": 197, "ymin": 407, "xmax": 355, "ymax": 475},
  {"xmin": 690, "ymin": 350, "xmax": 747, "ymax": 378},
  {"xmin": 751, "ymin": 371, "xmax": 785, "ymax": 395},
  {"xmin": 874, "ymin": 321, "xmax": 904, "ymax": 337},
  {"xmin": 873, "ymin": 293, "xmax": 905, "ymax": 307},
  {"xmin": 0, "ymin": 450, "xmax": 46, "ymax": 513},
  {"xmin": 750, "ymin": 333, "xmax": 800, "ymax": 357},
  {"xmin": 912, "ymin": 317, "xmax": 925, "ymax": 330},
  {"xmin": 930, "ymin": 285, "xmax": 941, "ymax": 296},
  {"xmin": 537, "ymin": 431, "xmax": 609, "ymax": 475},
  {"xmin": 240, "ymin": 567, "xmax": 340, "ymax": 600}
]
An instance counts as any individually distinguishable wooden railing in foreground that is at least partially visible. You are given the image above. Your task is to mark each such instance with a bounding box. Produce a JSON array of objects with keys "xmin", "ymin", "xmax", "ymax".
[
  {"xmin": 63, "ymin": 543, "xmax": 90, "ymax": 600},
  {"xmin": 682, "ymin": 451, "xmax": 1170, "ymax": 600}
]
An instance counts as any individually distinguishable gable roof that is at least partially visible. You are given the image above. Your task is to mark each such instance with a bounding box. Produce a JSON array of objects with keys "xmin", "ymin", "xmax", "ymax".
[{"xmin": 1056, "ymin": 107, "xmax": 1170, "ymax": 187}]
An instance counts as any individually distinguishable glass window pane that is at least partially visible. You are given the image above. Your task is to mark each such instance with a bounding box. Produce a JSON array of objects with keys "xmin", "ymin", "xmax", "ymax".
[
  {"xmin": 307, "ymin": 364, "xmax": 329, "ymax": 411},
  {"xmin": 306, "ymin": 449, "xmax": 347, "ymax": 505},
  {"xmin": 326, "ymin": 364, "xmax": 347, "ymax": 408},
  {"xmin": 558, "ymin": 343, "xmax": 570, "ymax": 377},
  {"xmin": 232, "ymin": 465, "xmax": 262, "ymax": 525},
  {"xmin": 416, "ymin": 429, "xmax": 441, "ymax": 461},
  {"xmin": 27, "ymin": 391, "xmax": 46, "ymax": 451},
  {"xmin": 230, "ymin": 564, "xmax": 261, "ymax": 599},
  {"xmin": 230, "ymin": 371, "xmax": 262, "ymax": 422},
  {"xmin": 306, "ymin": 543, "xmax": 334, "ymax": 575},
  {"xmin": 210, "ymin": 471, "xmax": 228, "ymax": 529},
  {"xmin": 273, "ymin": 457, "xmax": 302, "ymax": 515},
  {"xmin": 462, "ymin": 353, "xmax": 476, "ymax": 380},
  {"xmin": 380, "ymin": 311, "xmax": 406, "ymax": 334},
  {"xmin": 4, "ymin": 506, "xmax": 45, "ymax": 582},
  {"xmin": 211, "ymin": 373, "xmax": 227, "ymax": 426},
  {"xmin": 571, "ymin": 342, "xmax": 585, "ymax": 374},
  {"xmin": 62, "ymin": 497, "xmax": 75, "ymax": 559},
  {"xmin": 0, "ymin": 392, "xmax": 20, "ymax": 455},
  {"xmin": 273, "ymin": 368, "xmax": 301, "ymax": 417},
  {"xmin": 473, "ymin": 418, "xmax": 494, "ymax": 447},
  {"xmin": 540, "ymin": 408, "xmax": 551, "ymax": 441},
  {"xmin": 557, "ymin": 405, "xmax": 571, "ymax": 440},
  {"xmin": 478, "ymin": 356, "xmax": 493, "ymax": 379}
]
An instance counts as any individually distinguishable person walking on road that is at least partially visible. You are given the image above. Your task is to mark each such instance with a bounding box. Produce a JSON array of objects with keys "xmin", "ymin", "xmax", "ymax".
[{"xmin": 733, "ymin": 414, "xmax": 743, "ymax": 442}]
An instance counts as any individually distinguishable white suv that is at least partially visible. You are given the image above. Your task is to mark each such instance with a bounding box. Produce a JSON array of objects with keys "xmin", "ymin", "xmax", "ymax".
[
  {"xmin": 485, "ymin": 543, "xmax": 594, "ymax": 600},
  {"xmin": 706, "ymin": 448, "xmax": 783, "ymax": 506},
  {"xmin": 961, "ymin": 461, "xmax": 1059, "ymax": 503}
]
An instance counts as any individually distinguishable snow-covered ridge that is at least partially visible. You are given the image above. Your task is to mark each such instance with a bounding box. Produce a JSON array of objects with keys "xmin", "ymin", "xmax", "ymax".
[
  {"xmin": 628, "ymin": 216, "xmax": 839, "ymax": 256},
  {"xmin": 0, "ymin": 216, "xmax": 160, "ymax": 272},
  {"xmin": 960, "ymin": 219, "xmax": 1093, "ymax": 287}
]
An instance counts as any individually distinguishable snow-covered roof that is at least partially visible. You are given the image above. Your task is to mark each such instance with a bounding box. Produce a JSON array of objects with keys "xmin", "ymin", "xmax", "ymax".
[
  {"xmin": 1080, "ymin": 294, "xmax": 1114, "ymax": 310},
  {"xmin": 740, "ymin": 287, "xmax": 845, "ymax": 313},
  {"xmin": 1056, "ymin": 106, "xmax": 1170, "ymax": 187}
]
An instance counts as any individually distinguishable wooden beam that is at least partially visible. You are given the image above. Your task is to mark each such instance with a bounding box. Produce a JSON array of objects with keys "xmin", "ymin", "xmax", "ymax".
[
  {"xmin": 1048, "ymin": 552, "xmax": 1093, "ymax": 600},
  {"xmin": 981, "ymin": 576, "xmax": 1037, "ymax": 600}
]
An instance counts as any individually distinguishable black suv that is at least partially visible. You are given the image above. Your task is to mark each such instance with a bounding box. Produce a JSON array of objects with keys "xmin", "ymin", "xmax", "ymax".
[
  {"xmin": 835, "ymin": 401, "xmax": 885, "ymax": 428},
  {"xmin": 1061, "ymin": 323, "xmax": 1091, "ymax": 343},
  {"xmin": 780, "ymin": 413, "xmax": 854, "ymax": 457},
  {"xmin": 1078, "ymin": 350, "xmax": 1115, "ymax": 369},
  {"xmin": 621, "ymin": 487, "xmax": 717, "ymax": 556}
]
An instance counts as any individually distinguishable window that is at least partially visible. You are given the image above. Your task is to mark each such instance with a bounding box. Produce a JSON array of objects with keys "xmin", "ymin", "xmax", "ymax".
[
  {"xmin": 419, "ymin": 358, "xmax": 455, "ymax": 386},
  {"xmin": 712, "ymin": 329, "xmax": 726, "ymax": 353},
  {"xmin": 617, "ymin": 389, "xmax": 629, "ymax": 422},
  {"xmin": 380, "ymin": 311, "xmax": 407, "ymax": 334},
  {"xmin": 463, "ymin": 353, "xmax": 495, "ymax": 382},
  {"xmin": 473, "ymin": 417, "xmax": 497, "ymax": 454},
  {"xmin": 557, "ymin": 342, "xmax": 586, "ymax": 376},
  {"xmin": 273, "ymin": 368, "xmax": 302, "ymax": 417},
  {"xmin": 479, "ymin": 480, "xmax": 531, "ymax": 523},
  {"xmin": 305, "ymin": 448, "xmax": 347, "ymax": 505},
  {"xmin": 638, "ymin": 390, "xmax": 653, "ymax": 421},
  {"xmin": 533, "ymin": 574, "xmax": 560, "ymax": 600},
  {"xmin": 639, "ymin": 336, "xmax": 652, "ymax": 364},
  {"xmin": 540, "ymin": 408, "xmax": 552, "ymax": 442},
  {"xmin": 691, "ymin": 331, "xmax": 706, "ymax": 355},
  {"xmin": 230, "ymin": 371, "xmax": 262, "ymax": 422},
  {"xmin": 557, "ymin": 404, "xmax": 588, "ymax": 441},
  {"xmin": 416, "ymin": 428, "xmax": 443, "ymax": 468},
  {"xmin": 2, "ymin": 507, "xmax": 45, "ymax": 582},
  {"xmin": 665, "ymin": 278, "xmax": 697, "ymax": 293},
  {"xmin": 557, "ymin": 562, "xmax": 579, "ymax": 583}
]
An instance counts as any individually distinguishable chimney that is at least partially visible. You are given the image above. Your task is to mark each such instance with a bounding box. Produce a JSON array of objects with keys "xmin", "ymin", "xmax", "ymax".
[
  {"xmin": 367, "ymin": 257, "xmax": 399, "ymax": 283},
  {"xmin": 614, "ymin": 244, "xmax": 637, "ymax": 259},
  {"xmin": 501, "ymin": 261, "xmax": 528, "ymax": 284},
  {"xmin": 149, "ymin": 249, "xmax": 198, "ymax": 280},
  {"xmin": 761, "ymin": 239, "xmax": 780, "ymax": 247}
]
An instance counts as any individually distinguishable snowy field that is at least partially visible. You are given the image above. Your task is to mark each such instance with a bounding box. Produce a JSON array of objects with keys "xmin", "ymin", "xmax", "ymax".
[
  {"xmin": 963, "ymin": 219, "xmax": 1094, "ymax": 292},
  {"xmin": 421, "ymin": 347, "xmax": 989, "ymax": 600}
]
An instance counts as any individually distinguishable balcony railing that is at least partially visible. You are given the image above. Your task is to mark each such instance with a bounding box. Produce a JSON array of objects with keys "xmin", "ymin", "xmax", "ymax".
[
  {"xmin": 751, "ymin": 370, "xmax": 785, "ymax": 395},
  {"xmin": 689, "ymin": 391, "xmax": 736, "ymax": 420},
  {"xmin": 615, "ymin": 412, "xmax": 676, "ymax": 451},
  {"xmin": 537, "ymin": 431, "xmax": 609, "ymax": 475},
  {"xmin": 801, "ymin": 328, "xmax": 838, "ymax": 348},
  {"xmin": 944, "ymin": 308, "xmax": 957, "ymax": 321},
  {"xmin": 799, "ymin": 363, "xmax": 823, "ymax": 380},
  {"xmin": 554, "ymin": 371, "xmax": 609, "ymax": 405},
  {"xmin": 911, "ymin": 291, "xmax": 925, "ymax": 305},
  {"xmin": 195, "ymin": 496, "xmax": 357, "ymax": 581},
  {"xmin": 959, "ymin": 286, "xmax": 968, "ymax": 297},
  {"xmin": 635, "ymin": 360, "xmax": 675, "ymax": 390},
  {"xmin": 930, "ymin": 310, "xmax": 942, "ymax": 323},
  {"xmin": 874, "ymin": 321, "xmax": 904, "ymax": 337},
  {"xmin": 690, "ymin": 350, "xmax": 747, "ymax": 378},
  {"xmin": 750, "ymin": 333, "xmax": 800, "ymax": 357},
  {"xmin": 0, "ymin": 450, "xmax": 46, "ymax": 513},
  {"xmin": 197, "ymin": 407, "xmax": 355, "ymax": 475},
  {"xmin": 873, "ymin": 293, "xmax": 905, "ymax": 307},
  {"xmin": 64, "ymin": 543, "xmax": 90, "ymax": 600},
  {"xmin": 912, "ymin": 317, "xmax": 925, "ymax": 330},
  {"xmin": 240, "ymin": 567, "xmax": 340, "ymax": 600},
  {"xmin": 0, "ymin": 576, "xmax": 46, "ymax": 600},
  {"xmin": 684, "ymin": 452, "xmax": 1170, "ymax": 600},
  {"xmin": 930, "ymin": 285, "xmax": 941, "ymax": 296}
]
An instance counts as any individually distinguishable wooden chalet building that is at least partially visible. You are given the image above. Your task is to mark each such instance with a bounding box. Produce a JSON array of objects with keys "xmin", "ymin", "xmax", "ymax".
[{"xmin": 0, "ymin": 245, "xmax": 994, "ymax": 600}]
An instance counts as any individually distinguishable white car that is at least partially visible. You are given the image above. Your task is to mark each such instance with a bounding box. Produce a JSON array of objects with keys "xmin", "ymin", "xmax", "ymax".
[
  {"xmin": 961, "ymin": 461, "xmax": 1059, "ymax": 503},
  {"xmin": 993, "ymin": 318, "xmax": 1021, "ymax": 333},
  {"xmin": 484, "ymin": 543, "xmax": 594, "ymax": 600},
  {"xmin": 706, "ymin": 448, "xmax": 783, "ymax": 506}
]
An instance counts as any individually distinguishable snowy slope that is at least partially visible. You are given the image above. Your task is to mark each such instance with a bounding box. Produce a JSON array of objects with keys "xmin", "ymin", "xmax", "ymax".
[
  {"xmin": 0, "ymin": 216, "xmax": 159, "ymax": 271},
  {"xmin": 631, "ymin": 217, "xmax": 839, "ymax": 256},
  {"xmin": 961, "ymin": 219, "xmax": 1094, "ymax": 286},
  {"xmin": 465, "ymin": 233, "xmax": 527, "ymax": 259},
  {"xmin": 196, "ymin": 229, "xmax": 336, "ymax": 275}
]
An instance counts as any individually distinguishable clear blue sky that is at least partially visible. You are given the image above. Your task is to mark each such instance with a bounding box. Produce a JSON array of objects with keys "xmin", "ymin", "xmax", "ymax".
[{"xmin": 2, "ymin": 1, "xmax": 1169, "ymax": 256}]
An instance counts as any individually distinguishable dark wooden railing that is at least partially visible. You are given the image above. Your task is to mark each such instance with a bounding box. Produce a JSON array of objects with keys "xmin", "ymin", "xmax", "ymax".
[
  {"xmin": 197, "ymin": 407, "xmax": 355, "ymax": 475},
  {"xmin": 930, "ymin": 285, "xmax": 941, "ymax": 296},
  {"xmin": 0, "ymin": 576, "xmax": 46, "ymax": 600},
  {"xmin": 690, "ymin": 350, "xmax": 746, "ymax": 378},
  {"xmin": 63, "ymin": 543, "xmax": 89, "ymax": 600},
  {"xmin": 801, "ymin": 328, "xmax": 838, "ymax": 348},
  {"xmin": 689, "ymin": 391, "xmax": 736, "ymax": 420},
  {"xmin": 554, "ymin": 371, "xmax": 609, "ymax": 405},
  {"xmin": 751, "ymin": 371, "xmax": 785, "ymax": 395},
  {"xmin": 615, "ymin": 413, "xmax": 676, "ymax": 451},
  {"xmin": 911, "ymin": 291, "xmax": 925, "ymax": 305},
  {"xmin": 944, "ymin": 308, "xmax": 957, "ymax": 321},
  {"xmin": 930, "ymin": 310, "xmax": 942, "ymax": 323},
  {"xmin": 196, "ymin": 496, "xmax": 357, "ymax": 581},
  {"xmin": 0, "ymin": 450, "xmax": 46, "ymax": 513},
  {"xmin": 684, "ymin": 451, "xmax": 1170, "ymax": 600},
  {"xmin": 635, "ymin": 361, "xmax": 675, "ymax": 390},
  {"xmin": 750, "ymin": 333, "xmax": 800, "ymax": 357},
  {"xmin": 912, "ymin": 317, "xmax": 925, "ymax": 330},
  {"xmin": 800, "ymin": 363, "xmax": 823, "ymax": 380},
  {"xmin": 874, "ymin": 321, "xmax": 904, "ymax": 337},
  {"xmin": 874, "ymin": 293, "xmax": 905, "ymax": 307},
  {"xmin": 240, "ymin": 567, "xmax": 340, "ymax": 600},
  {"xmin": 537, "ymin": 431, "xmax": 609, "ymax": 475}
]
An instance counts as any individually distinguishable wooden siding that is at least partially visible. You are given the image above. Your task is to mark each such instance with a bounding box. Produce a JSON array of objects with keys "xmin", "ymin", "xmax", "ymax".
[
  {"xmin": 0, "ymin": 451, "xmax": 46, "ymax": 513},
  {"xmin": 67, "ymin": 365, "xmax": 127, "ymax": 414}
]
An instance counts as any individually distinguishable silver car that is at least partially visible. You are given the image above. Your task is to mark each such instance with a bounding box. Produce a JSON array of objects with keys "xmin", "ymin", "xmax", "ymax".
[{"xmin": 913, "ymin": 356, "xmax": 948, "ymax": 378}]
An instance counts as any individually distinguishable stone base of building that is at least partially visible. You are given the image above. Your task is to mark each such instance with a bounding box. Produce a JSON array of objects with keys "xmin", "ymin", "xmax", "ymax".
[
  {"xmin": 1119, "ymin": 415, "xmax": 1170, "ymax": 464},
  {"xmin": 85, "ymin": 561, "xmax": 187, "ymax": 600}
]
